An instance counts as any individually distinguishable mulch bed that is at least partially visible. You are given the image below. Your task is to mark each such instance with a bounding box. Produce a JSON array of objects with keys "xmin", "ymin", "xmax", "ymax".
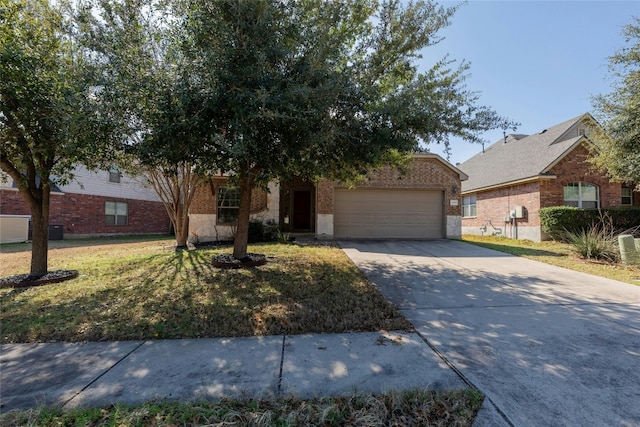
[
  {"xmin": 0, "ymin": 270, "xmax": 79, "ymax": 289},
  {"xmin": 212, "ymin": 253, "xmax": 267, "ymax": 269}
]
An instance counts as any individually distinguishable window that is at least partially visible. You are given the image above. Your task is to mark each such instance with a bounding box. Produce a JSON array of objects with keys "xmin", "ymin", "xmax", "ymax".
[
  {"xmin": 462, "ymin": 194, "xmax": 477, "ymax": 217},
  {"xmin": 217, "ymin": 187, "xmax": 240, "ymax": 224},
  {"xmin": 563, "ymin": 182, "xmax": 599, "ymax": 208},
  {"xmin": 622, "ymin": 186, "xmax": 632, "ymax": 205},
  {"xmin": 105, "ymin": 201, "xmax": 128, "ymax": 225},
  {"xmin": 108, "ymin": 166, "xmax": 121, "ymax": 183}
]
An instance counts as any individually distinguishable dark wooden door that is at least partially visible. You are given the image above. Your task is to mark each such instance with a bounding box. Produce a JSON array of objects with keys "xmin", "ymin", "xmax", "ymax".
[{"xmin": 293, "ymin": 190, "xmax": 312, "ymax": 230}]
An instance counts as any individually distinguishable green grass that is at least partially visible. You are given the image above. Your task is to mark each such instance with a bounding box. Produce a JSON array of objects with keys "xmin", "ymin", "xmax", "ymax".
[
  {"xmin": 462, "ymin": 235, "xmax": 640, "ymax": 285},
  {"xmin": 0, "ymin": 389, "xmax": 484, "ymax": 427},
  {"xmin": 0, "ymin": 237, "xmax": 412, "ymax": 343},
  {"xmin": 0, "ymin": 237, "xmax": 481, "ymax": 426}
]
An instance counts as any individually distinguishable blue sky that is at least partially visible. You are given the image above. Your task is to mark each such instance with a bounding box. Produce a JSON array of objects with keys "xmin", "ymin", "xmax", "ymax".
[{"xmin": 417, "ymin": 0, "xmax": 639, "ymax": 165}]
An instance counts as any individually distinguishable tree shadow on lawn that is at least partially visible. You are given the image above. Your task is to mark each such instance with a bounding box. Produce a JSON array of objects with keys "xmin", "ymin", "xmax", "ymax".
[
  {"xmin": 0, "ymin": 245, "xmax": 410, "ymax": 343},
  {"xmin": 0, "ymin": 235, "xmax": 174, "ymax": 254}
]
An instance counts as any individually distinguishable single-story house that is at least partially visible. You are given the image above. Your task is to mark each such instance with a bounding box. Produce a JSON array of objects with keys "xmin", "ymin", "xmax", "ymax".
[
  {"xmin": 188, "ymin": 153, "xmax": 468, "ymax": 241},
  {"xmin": 458, "ymin": 113, "xmax": 639, "ymax": 242},
  {"xmin": 0, "ymin": 165, "xmax": 171, "ymax": 242}
]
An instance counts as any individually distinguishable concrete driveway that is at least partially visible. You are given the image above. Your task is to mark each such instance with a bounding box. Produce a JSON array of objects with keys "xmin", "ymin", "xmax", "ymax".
[{"xmin": 340, "ymin": 240, "xmax": 640, "ymax": 427}]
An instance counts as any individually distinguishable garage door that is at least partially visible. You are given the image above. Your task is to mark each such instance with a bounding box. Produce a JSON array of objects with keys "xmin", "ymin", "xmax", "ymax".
[{"xmin": 334, "ymin": 189, "xmax": 444, "ymax": 239}]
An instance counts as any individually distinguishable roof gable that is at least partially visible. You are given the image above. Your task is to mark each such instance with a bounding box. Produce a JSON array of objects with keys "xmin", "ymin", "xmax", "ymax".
[{"xmin": 459, "ymin": 114, "xmax": 594, "ymax": 192}]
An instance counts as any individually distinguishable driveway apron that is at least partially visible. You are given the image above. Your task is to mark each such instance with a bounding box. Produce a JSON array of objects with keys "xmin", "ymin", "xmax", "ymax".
[{"xmin": 340, "ymin": 240, "xmax": 640, "ymax": 427}]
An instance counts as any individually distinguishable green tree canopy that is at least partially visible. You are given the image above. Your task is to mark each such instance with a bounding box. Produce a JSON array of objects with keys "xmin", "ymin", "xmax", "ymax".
[
  {"xmin": 183, "ymin": 0, "xmax": 514, "ymax": 257},
  {"xmin": 76, "ymin": 0, "xmax": 212, "ymax": 248},
  {"xmin": 590, "ymin": 17, "xmax": 640, "ymax": 188},
  {"xmin": 0, "ymin": 0, "xmax": 106, "ymax": 275}
]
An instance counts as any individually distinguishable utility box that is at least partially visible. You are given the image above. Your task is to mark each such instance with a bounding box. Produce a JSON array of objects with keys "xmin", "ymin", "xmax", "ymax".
[
  {"xmin": 48, "ymin": 224, "xmax": 64, "ymax": 240},
  {"xmin": 511, "ymin": 205, "xmax": 525, "ymax": 219},
  {"xmin": 0, "ymin": 215, "xmax": 30, "ymax": 243},
  {"xmin": 27, "ymin": 223, "xmax": 65, "ymax": 240}
]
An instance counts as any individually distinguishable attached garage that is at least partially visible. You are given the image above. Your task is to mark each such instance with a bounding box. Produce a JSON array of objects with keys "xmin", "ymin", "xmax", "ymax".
[{"xmin": 333, "ymin": 189, "xmax": 444, "ymax": 239}]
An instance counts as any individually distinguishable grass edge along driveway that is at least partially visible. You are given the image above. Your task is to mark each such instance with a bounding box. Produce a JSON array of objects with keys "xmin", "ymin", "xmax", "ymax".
[{"xmin": 462, "ymin": 234, "xmax": 640, "ymax": 285}]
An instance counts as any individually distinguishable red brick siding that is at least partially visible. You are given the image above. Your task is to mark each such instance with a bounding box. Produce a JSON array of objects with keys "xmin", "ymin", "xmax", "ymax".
[
  {"xmin": 317, "ymin": 157, "xmax": 462, "ymax": 216},
  {"xmin": 189, "ymin": 178, "xmax": 268, "ymax": 216},
  {"xmin": 462, "ymin": 182, "xmax": 541, "ymax": 227},
  {"xmin": 1, "ymin": 189, "xmax": 170, "ymax": 236},
  {"xmin": 541, "ymin": 144, "xmax": 623, "ymax": 208},
  {"xmin": 462, "ymin": 143, "xmax": 631, "ymax": 234}
]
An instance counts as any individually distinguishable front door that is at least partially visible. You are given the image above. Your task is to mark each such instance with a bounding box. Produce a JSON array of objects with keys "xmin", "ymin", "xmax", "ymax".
[{"xmin": 293, "ymin": 190, "xmax": 312, "ymax": 231}]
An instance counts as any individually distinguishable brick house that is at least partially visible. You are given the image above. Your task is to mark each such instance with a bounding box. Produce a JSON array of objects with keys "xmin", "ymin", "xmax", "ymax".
[
  {"xmin": 188, "ymin": 153, "xmax": 467, "ymax": 241},
  {"xmin": 0, "ymin": 165, "xmax": 171, "ymax": 242},
  {"xmin": 458, "ymin": 113, "xmax": 639, "ymax": 241}
]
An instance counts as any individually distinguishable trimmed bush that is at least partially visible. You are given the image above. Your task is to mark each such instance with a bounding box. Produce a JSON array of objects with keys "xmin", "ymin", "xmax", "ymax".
[
  {"xmin": 540, "ymin": 206, "xmax": 640, "ymax": 241},
  {"xmin": 248, "ymin": 219, "xmax": 285, "ymax": 243}
]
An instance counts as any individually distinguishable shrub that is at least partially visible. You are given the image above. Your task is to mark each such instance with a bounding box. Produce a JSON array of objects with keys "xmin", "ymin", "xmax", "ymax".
[
  {"xmin": 248, "ymin": 219, "xmax": 287, "ymax": 243},
  {"xmin": 566, "ymin": 226, "xmax": 619, "ymax": 262},
  {"xmin": 263, "ymin": 219, "xmax": 287, "ymax": 242},
  {"xmin": 540, "ymin": 206, "xmax": 640, "ymax": 241}
]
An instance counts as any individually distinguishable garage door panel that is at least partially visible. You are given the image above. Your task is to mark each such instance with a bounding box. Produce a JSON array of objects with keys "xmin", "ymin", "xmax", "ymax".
[{"xmin": 334, "ymin": 189, "xmax": 443, "ymax": 239}]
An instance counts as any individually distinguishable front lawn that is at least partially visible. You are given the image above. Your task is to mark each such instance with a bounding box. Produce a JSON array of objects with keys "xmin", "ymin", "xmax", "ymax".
[
  {"xmin": 0, "ymin": 237, "xmax": 412, "ymax": 343},
  {"xmin": 462, "ymin": 235, "xmax": 640, "ymax": 285}
]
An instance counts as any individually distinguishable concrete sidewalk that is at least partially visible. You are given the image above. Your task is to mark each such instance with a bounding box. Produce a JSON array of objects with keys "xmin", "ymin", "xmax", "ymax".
[{"xmin": 1, "ymin": 331, "xmax": 486, "ymax": 417}]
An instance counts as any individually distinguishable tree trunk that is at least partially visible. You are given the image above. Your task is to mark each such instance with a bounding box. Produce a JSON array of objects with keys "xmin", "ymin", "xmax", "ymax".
[
  {"xmin": 233, "ymin": 172, "xmax": 253, "ymax": 260},
  {"xmin": 26, "ymin": 187, "xmax": 50, "ymax": 277},
  {"xmin": 174, "ymin": 206, "xmax": 189, "ymax": 248}
]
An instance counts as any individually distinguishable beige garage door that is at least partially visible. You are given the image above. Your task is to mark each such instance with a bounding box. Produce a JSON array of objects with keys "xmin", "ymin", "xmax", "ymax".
[{"xmin": 334, "ymin": 189, "xmax": 444, "ymax": 239}]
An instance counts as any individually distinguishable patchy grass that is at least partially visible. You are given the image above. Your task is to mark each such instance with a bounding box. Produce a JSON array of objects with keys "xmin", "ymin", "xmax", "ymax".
[
  {"xmin": 0, "ymin": 237, "xmax": 482, "ymax": 426},
  {"xmin": 0, "ymin": 237, "xmax": 412, "ymax": 343},
  {"xmin": 462, "ymin": 235, "xmax": 640, "ymax": 285},
  {"xmin": 0, "ymin": 389, "xmax": 484, "ymax": 427}
]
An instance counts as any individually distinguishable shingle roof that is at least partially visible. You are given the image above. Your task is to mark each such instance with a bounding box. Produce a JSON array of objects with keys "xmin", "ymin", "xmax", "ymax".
[{"xmin": 459, "ymin": 114, "xmax": 589, "ymax": 192}]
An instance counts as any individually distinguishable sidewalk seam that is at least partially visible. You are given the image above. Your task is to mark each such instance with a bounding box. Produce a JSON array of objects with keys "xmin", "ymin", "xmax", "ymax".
[
  {"xmin": 61, "ymin": 341, "xmax": 145, "ymax": 409},
  {"xmin": 414, "ymin": 332, "xmax": 515, "ymax": 427},
  {"xmin": 276, "ymin": 334, "xmax": 286, "ymax": 397}
]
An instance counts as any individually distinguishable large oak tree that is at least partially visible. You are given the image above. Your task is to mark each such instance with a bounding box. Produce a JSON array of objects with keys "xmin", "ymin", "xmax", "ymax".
[{"xmin": 184, "ymin": 0, "xmax": 513, "ymax": 259}]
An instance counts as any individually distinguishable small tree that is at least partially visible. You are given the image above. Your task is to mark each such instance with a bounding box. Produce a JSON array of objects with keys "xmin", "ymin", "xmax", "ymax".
[
  {"xmin": 142, "ymin": 162, "xmax": 202, "ymax": 248},
  {"xmin": 0, "ymin": 0, "xmax": 106, "ymax": 276},
  {"xmin": 590, "ymin": 17, "xmax": 640, "ymax": 188}
]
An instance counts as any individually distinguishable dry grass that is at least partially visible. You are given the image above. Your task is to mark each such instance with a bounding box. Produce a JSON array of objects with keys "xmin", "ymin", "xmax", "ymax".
[
  {"xmin": 462, "ymin": 235, "xmax": 640, "ymax": 285},
  {"xmin": 0, "ymin": 237, "xmax": 412, "ymax": 343},
  {"xmin": 0, "ymin": 389, "xmax": 484, "ymax": 427}
]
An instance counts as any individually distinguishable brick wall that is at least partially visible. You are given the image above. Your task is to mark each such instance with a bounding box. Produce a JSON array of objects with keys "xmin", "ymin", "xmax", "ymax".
[
  {"xmin": 540, "ymin": 143, "xmax": 623, "ymax": 208},
  {"xmin": 189, "ymin": 178, "xmax": 269, "ymax": 216},
  {"xmin": 462, "ymin": 181, "xmax": 542, "ymax": 227},
  {"xmin": 1, "ymin": 189, "xmax": 170, "ymax": 236},
  {"xmin": 462, "ymin": 143, "xmax": 630, "ymax": 240},
  {"xmin": 317, "ymin": 157, "xmax": 463, "ymax": 216}
]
